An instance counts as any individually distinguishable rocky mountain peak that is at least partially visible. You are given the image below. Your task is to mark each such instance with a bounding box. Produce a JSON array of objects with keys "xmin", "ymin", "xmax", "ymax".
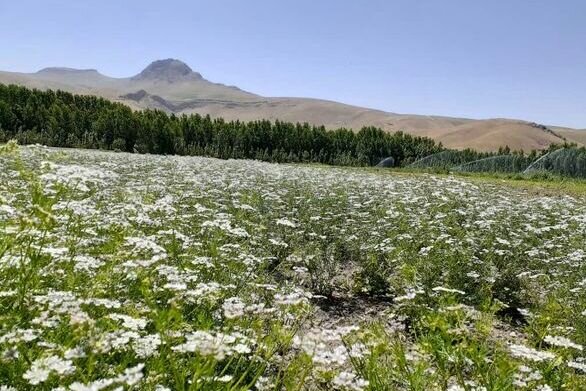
[{"xmin": 132, "ymin": 59, "xmax": 203, "ymax": 82}]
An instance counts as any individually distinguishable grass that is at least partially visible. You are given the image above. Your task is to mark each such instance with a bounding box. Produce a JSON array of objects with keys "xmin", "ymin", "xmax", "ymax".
[
  {"xmin": 367, "ymin": 166, "xmax": 586, "ymax": 197},
  {"xmin": 0, "ymin": 143, "xmax": 585, "ymax": 390},
  {"xmin": 445, "ymin": 172, "xmax": 586, "ymax": 197}
]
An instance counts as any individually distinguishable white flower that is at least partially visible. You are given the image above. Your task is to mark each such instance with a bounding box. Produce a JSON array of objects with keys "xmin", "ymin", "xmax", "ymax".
[
  {"xmin": 0, "ymin": 328, "xmax": 38, "ymax": 344},
  {"xmin": 255, "ymin": 376, "xmax": 273, "ymax": 391},
  {"xmin": 432, "ymin": 286, "xmax": 465, "ymax": 295},
  {"xmin": 274, "ymin": 290, "xmax": 310, "ymax": 305},
  {"xmin": 64, "ymin": 346, "xmax": 86, "ymax": 359},
  {"xmin": 276, "ymin": 218, "xmax": 297, "ymax": 228},
  {"xmin": 115, "ymin": 363, "xmax": 145, "ymax": 386},
  {"xmin": 269, "ymin": 238, "xmax": 289, "ymax": 247},
  {"xmin": 45, "ymin": 355, "xmax": 75, "ymax": 375},
  {"xmin": 233, "ymin": 343, "xmax": 251, "ymax": 354},
  {"xmin": 164, "ymin": 281, "xmax": 187, "ymax": 291},
  {"xmin": 419, "ymin": 246, "xmax": 432, "ymax": 255},
  {"xmin": 223, "ymin": 297, "xmax": 246, "ymax": 319},
  {"xmin": 172, "ymin": 331, "xmax": 252, "ymax": 360},
  {"xmin": 23, "ymin": 366, "xmax": 51, "ymax": 385},
  {"xmin": 108, "ymin": 314, "xmax": 149, "ymax": 331},
  {"xmin": 94, "ymin": 330, "xmax": 140, "ymax": 353},
  {"xmin": 216, "ymin": 375, "xmax": 233, "ymax": 382},
  {"xmin": 568, "ymin": 360, "xmax": 586, "ymax": 373},
  {"xmin": 509, "ymin": 344, "xmax": 556, "ymax": 362},
  {"xmin": 544, "ymin": 335, "xmax": 583, "ymax": 351},
  {"xmin": 69, "ymin": 381, "xmax": 112, "ymax": 391},
  {"xmin": 133, "ymin": 333, "xmax": 162, "ymax": 358},
  {"xmin": 73, "ymin": 255, "xmax": 104, "ymax": 273},
  {"xmin": 68, "ymin": 363, "xmax": 144, "ymax": 390},
  {"xmin": 348, "ymin": 343, "xmax": 369, "ymax": 359},
  {"xmin": 395, "ymin": 288, "xmax": 424, "ymax": 302},
  {"xmin": 332, "ymin": 371, "xmax": 369, "ymax": 391},
  {"xmin": 23, "ymin": 355, "xmax": 75, "ymax": 385}
]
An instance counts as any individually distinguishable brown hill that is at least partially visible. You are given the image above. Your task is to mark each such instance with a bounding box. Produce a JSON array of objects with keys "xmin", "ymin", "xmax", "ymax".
[{"xmin": 1, "ymin": 59, "xmax": 584, "ymax": 152}]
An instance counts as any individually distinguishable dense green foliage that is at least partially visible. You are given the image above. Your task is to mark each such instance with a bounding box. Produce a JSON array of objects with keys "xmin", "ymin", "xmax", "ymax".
[
  {"xmin": 453, "ymin": 154, "xmax": 536, "ymax": 173},
  {"xmin": 408, "ymin": 149, "xmax": 496, "ymax": 170},
  {"xmin": 0, "ymin": 84, "xmax": 441, "ymax": 166},
  {"xmin": 3, "ymin": 83, "xmax": 586, "ymax": 178},
  {"xmin": 525, "ymin": 147, "xmax": 586, "ymax": 178},
  {"xmin": 408, "ymin": 144, "xmax": 586, "ymax": 179},
  {"xmin": 409, "ymin": 147, "xmax": 542, "ymax": 171}
]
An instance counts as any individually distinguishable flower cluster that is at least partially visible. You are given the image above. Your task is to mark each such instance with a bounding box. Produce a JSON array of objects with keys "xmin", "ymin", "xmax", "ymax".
[{"xmin": 0, "ymin": 145, "xmax": 585, "ymax": 389}]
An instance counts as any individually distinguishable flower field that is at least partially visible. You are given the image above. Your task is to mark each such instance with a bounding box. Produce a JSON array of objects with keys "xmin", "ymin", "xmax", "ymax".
[{"xmin": 1, "ymin": 143, "xmax": 585, "ymax": 390}]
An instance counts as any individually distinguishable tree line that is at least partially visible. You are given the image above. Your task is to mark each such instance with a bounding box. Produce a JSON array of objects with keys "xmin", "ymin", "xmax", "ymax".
[
  {"xmin": 3, "ymin": 83, "xmax": 583, "ymax": 176},
  {"xmin": 0, "ymin": 84, "xmax": 445, "ymax": 166}
]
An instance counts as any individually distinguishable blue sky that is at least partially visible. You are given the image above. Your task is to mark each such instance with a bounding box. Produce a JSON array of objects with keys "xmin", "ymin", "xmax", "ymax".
[{"xmin": 1, "ymin": 0, "xmax": 585, "ymax": 128}]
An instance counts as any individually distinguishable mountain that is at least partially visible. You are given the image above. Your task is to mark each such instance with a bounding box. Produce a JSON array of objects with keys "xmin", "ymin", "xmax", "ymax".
[
  {"xmin": 0, "ymin": 58, "xmax": 584, "ymax": 151},
  {"xmin": 131, "ymin": 59, "xmax": 202, "ymax": 82}
]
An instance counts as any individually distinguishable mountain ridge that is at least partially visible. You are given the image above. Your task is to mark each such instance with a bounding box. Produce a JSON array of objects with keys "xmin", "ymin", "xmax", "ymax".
[
  {"xmin": 38, "ymin": 67, "xmax": 100, "ymax": 74},
  {"xmin": 0, "ymin": 59, "xmax": 584, "ymax": 152}
]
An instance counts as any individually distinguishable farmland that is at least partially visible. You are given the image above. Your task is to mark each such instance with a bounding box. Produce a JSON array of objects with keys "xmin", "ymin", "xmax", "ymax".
[{"xmin": 1, "ymin": 143, "xmax": 586, "ymax": 390}]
